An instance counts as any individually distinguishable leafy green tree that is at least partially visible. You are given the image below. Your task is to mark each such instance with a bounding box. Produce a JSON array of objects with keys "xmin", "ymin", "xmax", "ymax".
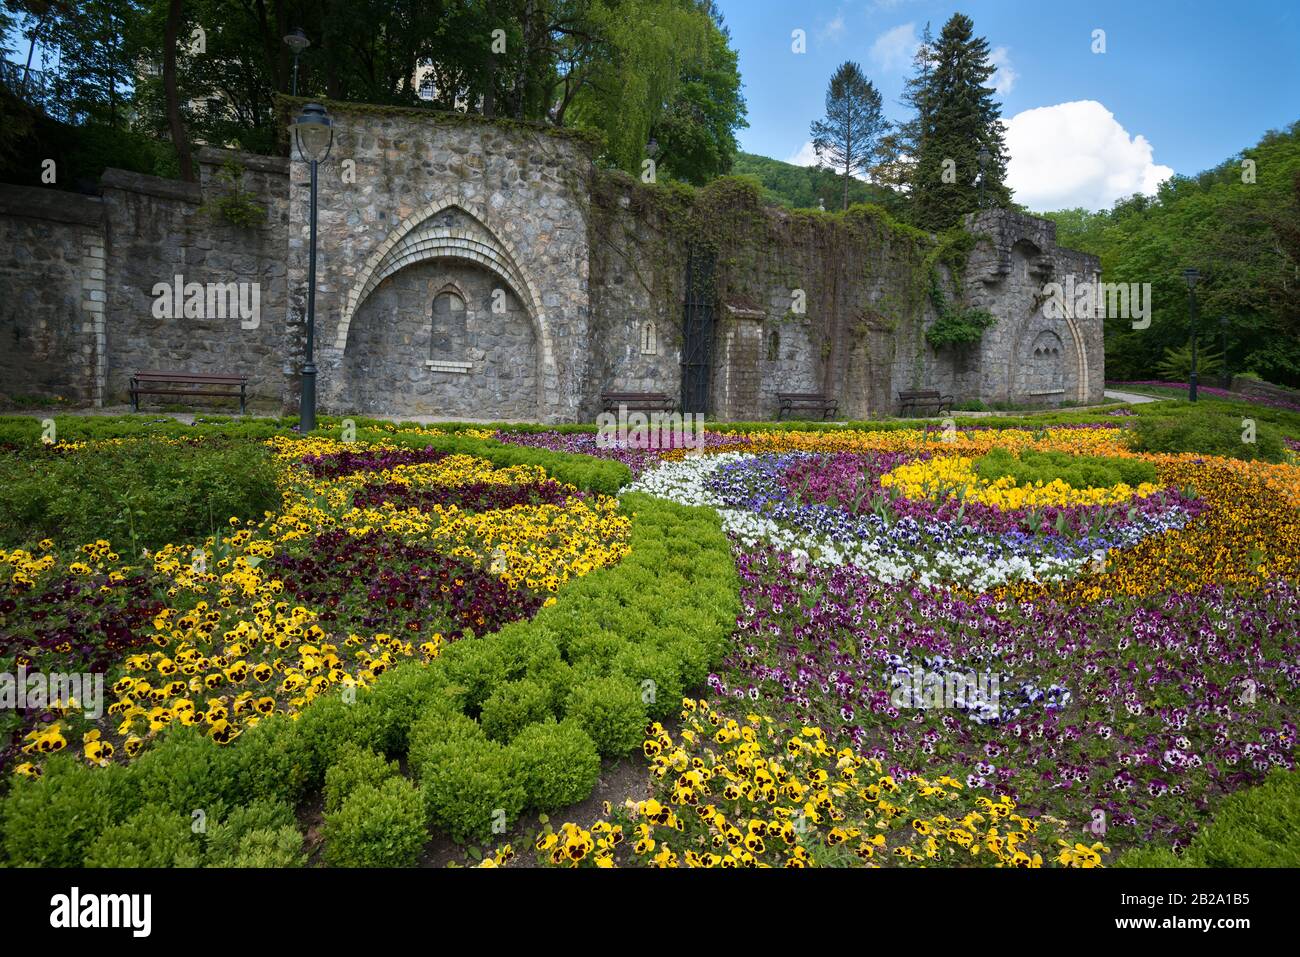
[
  {"xmin": 909, "ymin": 13, "xmax": 1011, "ymax": 230},
  {"xmin": 809, "ymin": 61, "xmax": 887, "ymax": 211},
  {"xmin": 651, "ymin": 3, "xmax": 746, "ymax": 184},
  {"xmin": 7, "ymin": 0, "xmax": 745, "ymax": 187},
  {"xmin": 1045, "ymin": 121, "xmax": 1300, "ymax": 388},
  {"xmin": 875, "ymin": 21, "xmax": 932, "ymax": 195},
  {"xmin": 12, "ymin": 0, "xmax": 143, "ymax": 127},
  {"xmin": 567, "ymin": 0, "xmax": 713, "ymax": 174}
]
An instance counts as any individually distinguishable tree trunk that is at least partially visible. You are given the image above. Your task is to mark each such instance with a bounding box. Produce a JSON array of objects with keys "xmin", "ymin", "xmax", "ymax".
[
  {"xmin": 482, "ymin": 0, "xmax": 497, "ymax": 116},
  {"xmin": 163, "ymin": 0, "xmax": 195, "ymax": 182}
]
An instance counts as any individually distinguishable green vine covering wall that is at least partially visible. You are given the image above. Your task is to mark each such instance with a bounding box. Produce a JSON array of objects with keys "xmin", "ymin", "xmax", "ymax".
[{"xmin": 587, "ymin": 169, "xmax": 980, "ymax": 408}]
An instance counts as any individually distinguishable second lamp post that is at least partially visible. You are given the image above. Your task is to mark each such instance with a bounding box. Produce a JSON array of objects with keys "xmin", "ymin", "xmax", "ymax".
[{"xmin": 290, "ymin": 102, "xmax": 334, "ymax": 433}]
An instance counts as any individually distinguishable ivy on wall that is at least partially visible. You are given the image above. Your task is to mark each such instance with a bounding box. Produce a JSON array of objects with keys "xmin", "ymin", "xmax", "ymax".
[
  {"xmin": 922, "ymin": 228, "xmax": 995, "ymax": 349},
  {"xmin": 586, "ymin": 168, "xmax": 987, "ymax": 407},
  {"xmin": 200, "ymin": 160, "xmax": 266, "ymax": 228},
  {"xmin": 925, "ymin": 271, "xmax": 996, "ymax": 347}
]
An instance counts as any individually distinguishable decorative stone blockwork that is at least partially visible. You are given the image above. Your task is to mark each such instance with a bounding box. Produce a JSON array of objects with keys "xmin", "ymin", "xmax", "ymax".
[
  {"xmin": 1, "ymin": 109, "xmax": 1103, "ymax": 420},
  {"xmin": 285, "ymin": 103, "xmax": 594, "ymax": 423},
  {"xmin": 0, "ymin": 185, "xmax": 106, "ymax": 406}
]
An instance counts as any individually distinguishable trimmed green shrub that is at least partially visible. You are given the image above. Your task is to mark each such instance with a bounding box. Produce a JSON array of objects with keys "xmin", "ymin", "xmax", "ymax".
[
  {"xmin": 227, "ymin": 713, "xmax": 316, "ymax": 807},
  {"xmin": 612, "ymin": 644, "xmax": 685, "ymax": 720},
  {"xmin": 564, "ymin": 676, "xmax": 648, "ymax": 756},
  {"xmin": 0, "ymin": 757, "xmax": 139, "ymax": 866},
  {"xmin": 204, "ymin": 799, "xmax": 298, "ymax": 865},
  {"xmin": 322, "ymin": 777, "xmax": 428, "ymax": 867},
  {"xmin": 0, "ymin": 437, "xmax": 281, "ymax": 551},
  {"xmin": 1129, "ymin": 412, "xmax": 1286, "ymax": 463},
  {"xmin": 354, "ymin": 661, "xmax": 463, "ymax": 755},
  {"xmin": 418, "ymin": 736, "xmax": 524, "ymax": 842},
  {"xmin": 131, "ymin": 725, "xmax": 240, "ymax": 816},
  {"xmin": 1115, "ymin": 769, "xmax": 1300, "ymax": 868},
  {"xmin": 510, "ymin": 720, "xmax": 602, "ymax": 810},
  {"xmin": 974, "ymin": 447, "xmax": 1158, "ymax": 489},
  {"xmin": 292, "ymin": 691, "xmax": 375, "ymax": 779},
  {"xmin": 84, "ymin": 805, "xmax": 201, "ymax": 868},
  {"xmin": 407, "ymin": 710, "xmax": 487, "ymax": 773},
  {"xmin": 479, "ymin": 678, "xmax": 555, "ymax": 742},
  {"xmin": 220, "ymin": 826, "xmax": 307, "ymax": 868},
  {"xmin": 325, "ymin": 745, "xmax": 400, "ymax": 814},
  {"xmin": 439, "ymin": 636, "xmax": 510, "ymax": 713}
]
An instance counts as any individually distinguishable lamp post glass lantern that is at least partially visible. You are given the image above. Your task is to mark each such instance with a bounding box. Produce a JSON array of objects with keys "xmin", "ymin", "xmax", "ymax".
[
  {"xmin": 1184, "ymin": 268, "xmax": 1200, "ymax": 402},
  {"xmin": 284, "ymin": 28, "xmax": 310, "ymax": 96},
  {"xmin": 291, "ymin": 103, "xmax": 334, "ymax": 434}
]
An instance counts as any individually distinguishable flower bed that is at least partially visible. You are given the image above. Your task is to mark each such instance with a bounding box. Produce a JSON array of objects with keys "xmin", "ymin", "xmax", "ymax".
[
  {"xmin": 520, "ymin": 424, "xmax": 1300, "ymax": 865},
  {"xmin": 1, "ymin": 434, "xmax": 631, "ymax": 779},
  {"xmin": 0, "ymin": 420, "xmax": 740, "ymax": 866}
]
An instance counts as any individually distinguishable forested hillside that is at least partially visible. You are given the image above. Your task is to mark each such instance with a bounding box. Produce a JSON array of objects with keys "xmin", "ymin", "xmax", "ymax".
[
  {"xmin": 1046, "ymin": 122, "xmax": 1300, "ymax": 387},
  {"xmin": 731, "ymin": 151, "xmax": 905, "ymax": 215}
]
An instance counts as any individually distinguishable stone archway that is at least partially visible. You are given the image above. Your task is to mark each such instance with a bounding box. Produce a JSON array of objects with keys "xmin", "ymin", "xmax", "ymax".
[
  {"xmin": 344, "ymin": 257, "xmax": 537, "ymax": 418},
  {"xmin": 331, "ymin": 201, "xmax": 556, "ymax": 418},
  {"xmin": 1000, "ymin": 238, "xmax": 1090, "ymax": 405}
]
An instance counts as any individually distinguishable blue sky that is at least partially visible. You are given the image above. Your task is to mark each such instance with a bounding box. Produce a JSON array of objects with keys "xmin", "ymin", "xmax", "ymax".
[{"xmin": 718, "ymin": 0, "xmax": 1300, "ymax": 211}]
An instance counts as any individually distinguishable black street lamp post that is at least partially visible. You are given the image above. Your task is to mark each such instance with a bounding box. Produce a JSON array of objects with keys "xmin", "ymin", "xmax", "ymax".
[
  {"xmin": 284, "ymin": 28, "xmax": 310, "ymax": 96},
  {"xmin": 1184, "ymin": 268, "xmax": 1200, "ymax": 402},
  {"xmin": 290, "ymin": 103, "xmax": 334, "ymax": 433}
]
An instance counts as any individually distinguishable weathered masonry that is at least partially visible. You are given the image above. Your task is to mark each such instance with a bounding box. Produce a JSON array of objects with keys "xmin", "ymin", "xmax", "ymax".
[{"xmin": 0, "ymin": 102, "xmax": 1103, "ymax": 421}]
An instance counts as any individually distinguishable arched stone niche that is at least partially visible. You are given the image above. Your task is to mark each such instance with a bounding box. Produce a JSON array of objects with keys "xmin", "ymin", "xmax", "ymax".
[
  {"xmin": 344, "ymin": 258, "xmax": 537, "ymax": 418},
  {"xmin": 332, "ymin": 205, "xmax": 543, "ymax": 418}
]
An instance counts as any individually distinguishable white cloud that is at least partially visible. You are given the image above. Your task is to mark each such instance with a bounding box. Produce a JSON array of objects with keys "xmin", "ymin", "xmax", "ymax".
[
  {"xmin": 818, "ymin": 11, "xmax": 846, "ymax": 43},
  {"xmin": 870, "ymin": 23, "xmax": 919, "ymax": 72},
  {"xmin": 1003, "ymin": 100, "xmax": 1175, "ymax": 212},
  {"xmin": 787, "ymin": 141, "xmax": 821, "ymax": 167},
  {"xmin": 989, "ymin": 46, "xmax": 1018, "ymax": 95}
]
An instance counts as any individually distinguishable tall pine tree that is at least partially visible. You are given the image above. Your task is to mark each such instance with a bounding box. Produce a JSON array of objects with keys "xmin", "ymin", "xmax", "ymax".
[
  {"xmin": 874, "ymin": 22, "xmax": 933, "ymax": 194},
  {"xmin": 809, "ymin": 61, "xmax": 888, "ymax": 211},
  {"xmin": 909, "ymin": 13, "xmax": 1011, "ymax": 231}
]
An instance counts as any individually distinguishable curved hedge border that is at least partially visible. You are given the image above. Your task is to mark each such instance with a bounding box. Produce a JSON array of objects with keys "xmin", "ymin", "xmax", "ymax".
[
  {"xmin": 1114, "ymin": 769, "xmax": 1300, "ymax": 868},
  {"xmin": 0, "ymin": 491, "xmax": 738, "ymax": 866}
]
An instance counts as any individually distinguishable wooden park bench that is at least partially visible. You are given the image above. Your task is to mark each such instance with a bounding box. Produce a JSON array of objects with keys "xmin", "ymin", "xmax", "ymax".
[
  {"xmin": 777, "ymin": 392, "xmax": 838, "ymax": 420},
  {"xmin": 130, "ymin": 370, "xmax": 248, "ymax": 414},
  {"xmin": 600, "ymin": 390, "xmax": 676, "ymax": 414},
  {"xmin": 897, "ymin": 389, "xmax": 953, "ymax": 417}
]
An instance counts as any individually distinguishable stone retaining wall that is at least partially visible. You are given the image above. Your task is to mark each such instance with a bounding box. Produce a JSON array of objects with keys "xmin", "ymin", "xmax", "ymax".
[{"xmin": 0, "ymin": 107, "xmax": 1103, "ymax": 421}]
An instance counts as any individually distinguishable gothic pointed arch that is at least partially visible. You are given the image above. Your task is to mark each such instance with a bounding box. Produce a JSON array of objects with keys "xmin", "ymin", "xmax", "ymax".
[{"xmin": 332, "ymin": 200, "xmax": 552, "ymax": 376}]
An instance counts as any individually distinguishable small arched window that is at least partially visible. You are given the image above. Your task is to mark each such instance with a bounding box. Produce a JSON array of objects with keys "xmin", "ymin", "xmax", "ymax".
[
  {"xmin": 767, "ymin": 330, "xmax": 780, "ymax": 362},
  {"xmin": 431, "ymin": 290, "xmax": 467, "ymax": 358},
  {"xmin": 640, "ymin": 320, "xmax": 658, "ymax": 355}
]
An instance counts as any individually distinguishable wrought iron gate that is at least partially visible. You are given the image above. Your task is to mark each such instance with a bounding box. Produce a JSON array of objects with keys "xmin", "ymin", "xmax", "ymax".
[{"xmin": 680, "ymin": 246, "xmax": 716, "ymax": 414}]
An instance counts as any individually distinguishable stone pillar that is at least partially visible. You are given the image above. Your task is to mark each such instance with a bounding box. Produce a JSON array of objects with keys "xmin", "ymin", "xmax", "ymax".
[{"xmin": 711, "ymin": 302, "xmax": 765, "ymax": 420}]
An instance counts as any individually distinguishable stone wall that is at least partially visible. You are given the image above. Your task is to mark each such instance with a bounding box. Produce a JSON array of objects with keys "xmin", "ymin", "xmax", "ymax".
[
  {"xmin": 1231, "ymin": 375, "xmax": 1300, "ymax": 405},
  {"xmin": 0, "ymin": 185, "xmax": 106, "ymax": 405},
  {"xmin": 99, "ymin": 148, "xmax": 289, "ymax": 409},
  {"xmin": 0, "ymin": 106, "xmax": 1103, "ymax": 421},
  {"xmin": 0, "ymin": 149, "xmax": 290, "ymax": 411},
  {"xmin": 587, "ymin": 178, "xmax": 970, "ymax": 421},
  {"xmin": 966, "ymin": 209, "xmax": 1104, "ymax": 408},
  {"xmin": 586, "ymin": 180, "xmax": 1104, "ymax": 421},
  {"xmin": 286, "ymin": 103, "xmax": 595, "ymax": 422}
]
